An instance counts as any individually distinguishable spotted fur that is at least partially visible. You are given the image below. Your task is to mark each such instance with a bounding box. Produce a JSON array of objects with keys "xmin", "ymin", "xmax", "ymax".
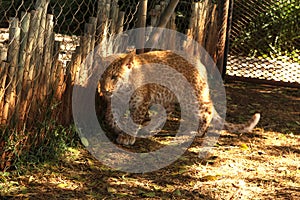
[{"xmin": 99, "ymin": 51, "xmax": 260, "ymax": 145}]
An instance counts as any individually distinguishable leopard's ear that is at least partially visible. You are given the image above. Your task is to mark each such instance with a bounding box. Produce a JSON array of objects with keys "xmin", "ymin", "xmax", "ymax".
[{"xmin": 121, "ymin": 51, "xmax": 135, "ymax": 69}]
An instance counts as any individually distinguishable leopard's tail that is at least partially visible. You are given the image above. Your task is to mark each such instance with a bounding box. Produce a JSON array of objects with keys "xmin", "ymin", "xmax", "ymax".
[{"xmin": 223, "ymin": 113, "xmax": 261, "ymax": 133}]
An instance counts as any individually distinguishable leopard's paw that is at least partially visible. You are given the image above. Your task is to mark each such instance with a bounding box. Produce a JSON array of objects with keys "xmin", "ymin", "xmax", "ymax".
[{"xmin": 116, "ymin": 133, "xmax": 136, "ymax": 145}]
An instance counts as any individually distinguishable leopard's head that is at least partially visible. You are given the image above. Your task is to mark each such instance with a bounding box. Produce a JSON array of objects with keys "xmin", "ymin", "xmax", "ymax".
[{"xmin": 100, "ymin": 52, "xmax": 135, "ymax": 99}]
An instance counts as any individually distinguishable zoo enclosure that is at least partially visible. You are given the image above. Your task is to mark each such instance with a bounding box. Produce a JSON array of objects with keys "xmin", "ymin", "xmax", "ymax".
[
  {"xmin": 0, "ymin": 0, "xmax": 299, "ymax": 170},
  {"xmin": 0, "ymin": 0, "xmax": 231, "ymax": 170},
  {"xmin": 0, "ymin": 0, "xmax": 230, "ymax": 129}
]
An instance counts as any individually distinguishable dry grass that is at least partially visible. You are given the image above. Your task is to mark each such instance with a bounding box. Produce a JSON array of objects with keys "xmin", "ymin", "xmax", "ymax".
[{"xmin": 0, "ymin": 81, "xmax": 299, "ymax": 199}]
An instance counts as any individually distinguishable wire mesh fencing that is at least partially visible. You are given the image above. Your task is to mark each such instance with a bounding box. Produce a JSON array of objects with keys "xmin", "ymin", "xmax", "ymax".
[
  {"xmin": 0, "ymin": 0, "xmax": 229, "ymax": 129},
  {"xmin": 1, "ymin": 0, "xmax": 234, "ymax": 170},
  {"xmin": 1, "ymin": 0, "xmax": 297, "ymax": 170},
  {"xmin": 0, "ymin": 0, "xmax": 298, "ymax": 131},
  {"xmin": 226, "ymin": 0, "xmax": 300, "ymax": 87}
]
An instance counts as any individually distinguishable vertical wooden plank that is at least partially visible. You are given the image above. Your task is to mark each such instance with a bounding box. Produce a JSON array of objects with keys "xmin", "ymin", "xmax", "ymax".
[
  {"xmin": 116, "ymin": 11, "xmax": 125, "ymax": 34},
  {"xmin": 17, "ymin": 12, "xmax": 31, "ymax": 100},
  {"xmin": 42, "ymin": 14, "xmax": 54, "ymax": 100},
  {"xmin": 5, "ymin": 17, "xmax": 20, "ymax": 125},
  {"xmin": 50, "ymin": 41, "xmax": 61, "ymax": 90},
  {"xmin": 110, "ymin": 0, "xmax": 119, "ymax": 35},
  {"xmin": 222, "ymin": 0, "xmax": 234, "ymax": 78},
  {"xmin": 216, "ymin": 0, "xmax": 230, "ymax": 75},
  {"xmin": 54, "ymin": 61, "xmax": 65, "ymax": 101},
  {"xmin": 197, "ymin": 1, "xmax": 209, "ymax": 48},
  {"xmin": 30, "ymin": 3, "xmax": 49, "ymax": 122},
  {"xmin": 15, "ymin": 12, "xmax": 31, "ymax": 125},
  {"xmin": 136, "ymin": 0, "xmax": 148, "ymax": 54},
  {"xmin": 23, "ymin": 8, "xmax": 43, "ymax": 124},
  {"xmin": 0, "ymin": 62, "xmax": 8, "ymax": 124},
  {"xmin": 96, "ymin": 0, "xmax": 109, "ymax": 45},
  {"xmin": 96, "ymin": 0, "xmax": 105, "ymax": 44},
  {"xmin": 150, "ymin": 5, "xmax": 161, "ymax": 27},
  {"xmin": 71, "ymin": 46, "xmax": 82, "ymax": 85},
  {"xmin": 205, "ymin": 3, "xmax": 218, "ymax": 62},
  {"xmin": 19, "ymin": 10, "xmax": 40, "ymax": 123},
  {"xmin": 2, "ymin": 64, "xmax": 16, "ymax": 125},
  {"xmin": 35, "ymin": 0, "xmax": 50, "ymax": 101},
  {"xmin": 89, "ymin": 17, "xmax": 97, "ymax": 52},
  {"xmin": 114, "ymin": 11, "xmax": 125, "ymax": 53},
  {"xmin": 167, "ymin": 13, "xmax": 176, "ymax": 50}
]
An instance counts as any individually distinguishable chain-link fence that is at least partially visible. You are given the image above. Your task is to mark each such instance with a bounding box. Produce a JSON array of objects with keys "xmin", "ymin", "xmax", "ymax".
[
  {"xmin": 1, "ymin": 0, "xmax": 298, "ymax": 128},
  {"xmin": 1, "ymin": 0, "xmax": 298, "ymax": 169},
  {"xmin": 1, "ymin": 0, "xmax": 231, "ymax": 170},
  {"xmin": 226, "ymin": 0, "xmax": 300, "ymax": 87},
  {"xmin": 0, "ymin": 0, "xmax": 227, "ymax": 129}
]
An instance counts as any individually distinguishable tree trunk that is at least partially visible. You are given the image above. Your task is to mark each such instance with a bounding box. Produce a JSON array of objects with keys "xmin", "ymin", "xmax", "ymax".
[
  {"xmin": 145, "ymin": 0, "xmax": 179, "ymax": 49},
  {"xmin": 136, "ymin": 0, "xmax": 148, "ymax": 54},
  {"xmin": 216, "ymin": 0, "xmax": 230, "ymax": 75}
]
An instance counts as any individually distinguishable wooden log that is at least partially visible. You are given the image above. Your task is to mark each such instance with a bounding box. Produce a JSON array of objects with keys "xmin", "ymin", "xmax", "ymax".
[
  {"xmin": 50, "ymin": 41, "xmax": 61, "ymax": 89},
  {"xmin": 188, "ymin": 2, "xmax": 198, "ymax": 51},
  {"xmin": 105, "ymin": 0, "xmax": 112, "ymax": 19},
  {"xmin": 42, "ymin": 14, "xmax": 54, "ymax": 100},
  {"xmin": 72, "ymin": 46, "xmax": 82, "ymax": 85},
  {"xmin": 136, "ymin": 0, "xmax": 148, "ymax": 54},
  {"xmin": 32, "ymin": 3, "xmax": 48, "ymax": 101},
  {"xmin": 0, "ymin": 61, "xmax": 7, "ymax": 101},
  {"xmin": 19, "ymin": 10, "xmax": 41, "ymax": 123},
  {"xmin": 160, "ymin": 1, "xmax": 167, "ymax": 13},
  {"xmin": 183, "ymin": 29, "xmax": 194, "ymax": 55},
  {"xmin": 150, "ymin": 5, "xmax": 161, "ymax": 27},
  {"xmin": 0, "ymin": 44, "xmax": 7, "ymax": 61},
  {"xmin": 35, "ymin": 0, "xmax": 49, "ymax": 54},
  {"xmin": 6, "ymin": 17, "xmax": 20, "ymax": 125},
  {"xmin": 89, "ymin": 17, "xmax": 97, "ymax": 52},
  {"xmin": 15, "ymin": 12, "xmax": 30, "ymax": 126},
  {"xmin": 80, "ymin": 32, "xmax": 91, "ymax": 61},
  {"xmin": 79, "ymin": 23, "xmax": 94, "ymax": 86},
  {"xmin": 216, "ymin": 0, "xmax": 230, "ymax": 75},
  {"xmin": 35, "ymin": 0, "xmax": 48, "ymax": 9},
  {"xmin": 145, "ymin": 0, "xmax": 180, "ymax": 49},
  {"xmin": 22, "ymin": 8, "xmax": 44, "ymax": 125},
  {"xmin": 2, "ymin": 64, "xmax": 16, "ymax": 125},
  {"xmin": 166, "ymin": 13, "xmax": 176, "ymax": 50},
  {"xmin": 159, "ymin": 0, "xmax": 167, "ymax": 50},
  {"xmin": 98, "ymin": 20, "xmax": 110, "ymax": 56},
  {"xmin": 96, "ymin": 0, "xmax": 109, "ymax": 45},
  {"xmin": 0, "ymin": 62, "xmax": 8, "ymax": 124},
  {"xmin": 96, "ymin": 0, "xmax": 106, "ymax": 44},
  {"xmin": 35, "ymin": 0, "xmax": 50, "ymax": 99},
  {"xmin": 205, "ymin": 4, "xmax": 218, "ymax": 61},
  {"xmin": 110, "ymin": 0, "xmax": 119, "ymax": 35},
  {"xmin": 51, "ymin": 59, "xmax": 65, "ymax": 124},
  {"xmin": 113, "ymin": 11, "xmax": 125, "ymax": 53},
  {"xmin": 116, "ymin": 11, "xmax": 125, "ymax": 34},
  {"xmin": 197, "ymin": 1, "xmax": 209, "ymax": 48},
  {"xmin": 53, "ymin": 61, "xmax": 64, "ymax": 100},
  {"xmin": 17, "ymin": 12, "xmax": 31, "ymax": 101}
]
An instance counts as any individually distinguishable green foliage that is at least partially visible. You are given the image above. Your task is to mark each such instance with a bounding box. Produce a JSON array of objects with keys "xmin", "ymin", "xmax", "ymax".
[
  {"xmin": 232, "ymin": 0, "xmax": 300, "ymax": 58},
  {"xmin": 0, "ymin": 122, "xmax": 80, "ymax": 172}
]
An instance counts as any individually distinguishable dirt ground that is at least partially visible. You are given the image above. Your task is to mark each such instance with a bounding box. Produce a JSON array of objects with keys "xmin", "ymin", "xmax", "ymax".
[{"xmin": 1, "ymin": 81, "xmax": 299, "ymax": 199}]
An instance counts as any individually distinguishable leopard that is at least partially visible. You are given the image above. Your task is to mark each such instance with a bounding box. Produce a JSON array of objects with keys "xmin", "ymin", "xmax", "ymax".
[{"xmin": 98, "ymin": 50, "xmax": 261, "ymax": 145}]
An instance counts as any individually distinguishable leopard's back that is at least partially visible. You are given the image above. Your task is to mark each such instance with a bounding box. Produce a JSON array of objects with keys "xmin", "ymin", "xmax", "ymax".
[{"xmin": 99, "ymin": 50, "xmax": 260, "ymax": 145}]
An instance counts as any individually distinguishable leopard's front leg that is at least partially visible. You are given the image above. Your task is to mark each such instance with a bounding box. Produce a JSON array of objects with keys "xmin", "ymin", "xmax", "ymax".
[{"xmin": 116, "ymin": 94, "xmax": 150, "ymax": 145}]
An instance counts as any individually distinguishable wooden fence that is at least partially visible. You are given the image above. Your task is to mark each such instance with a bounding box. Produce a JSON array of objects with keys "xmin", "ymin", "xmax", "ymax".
[
  {"xmin": 0, "ymin": 0, "xmax": 229, "ymax": 129},
  {"xmin": 0, "ymin": 0, "xmax": 231, "ymax": 170},
  {"xmin": 0, "ymin": 0, "xmax": 126, "ymax": 130}
]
